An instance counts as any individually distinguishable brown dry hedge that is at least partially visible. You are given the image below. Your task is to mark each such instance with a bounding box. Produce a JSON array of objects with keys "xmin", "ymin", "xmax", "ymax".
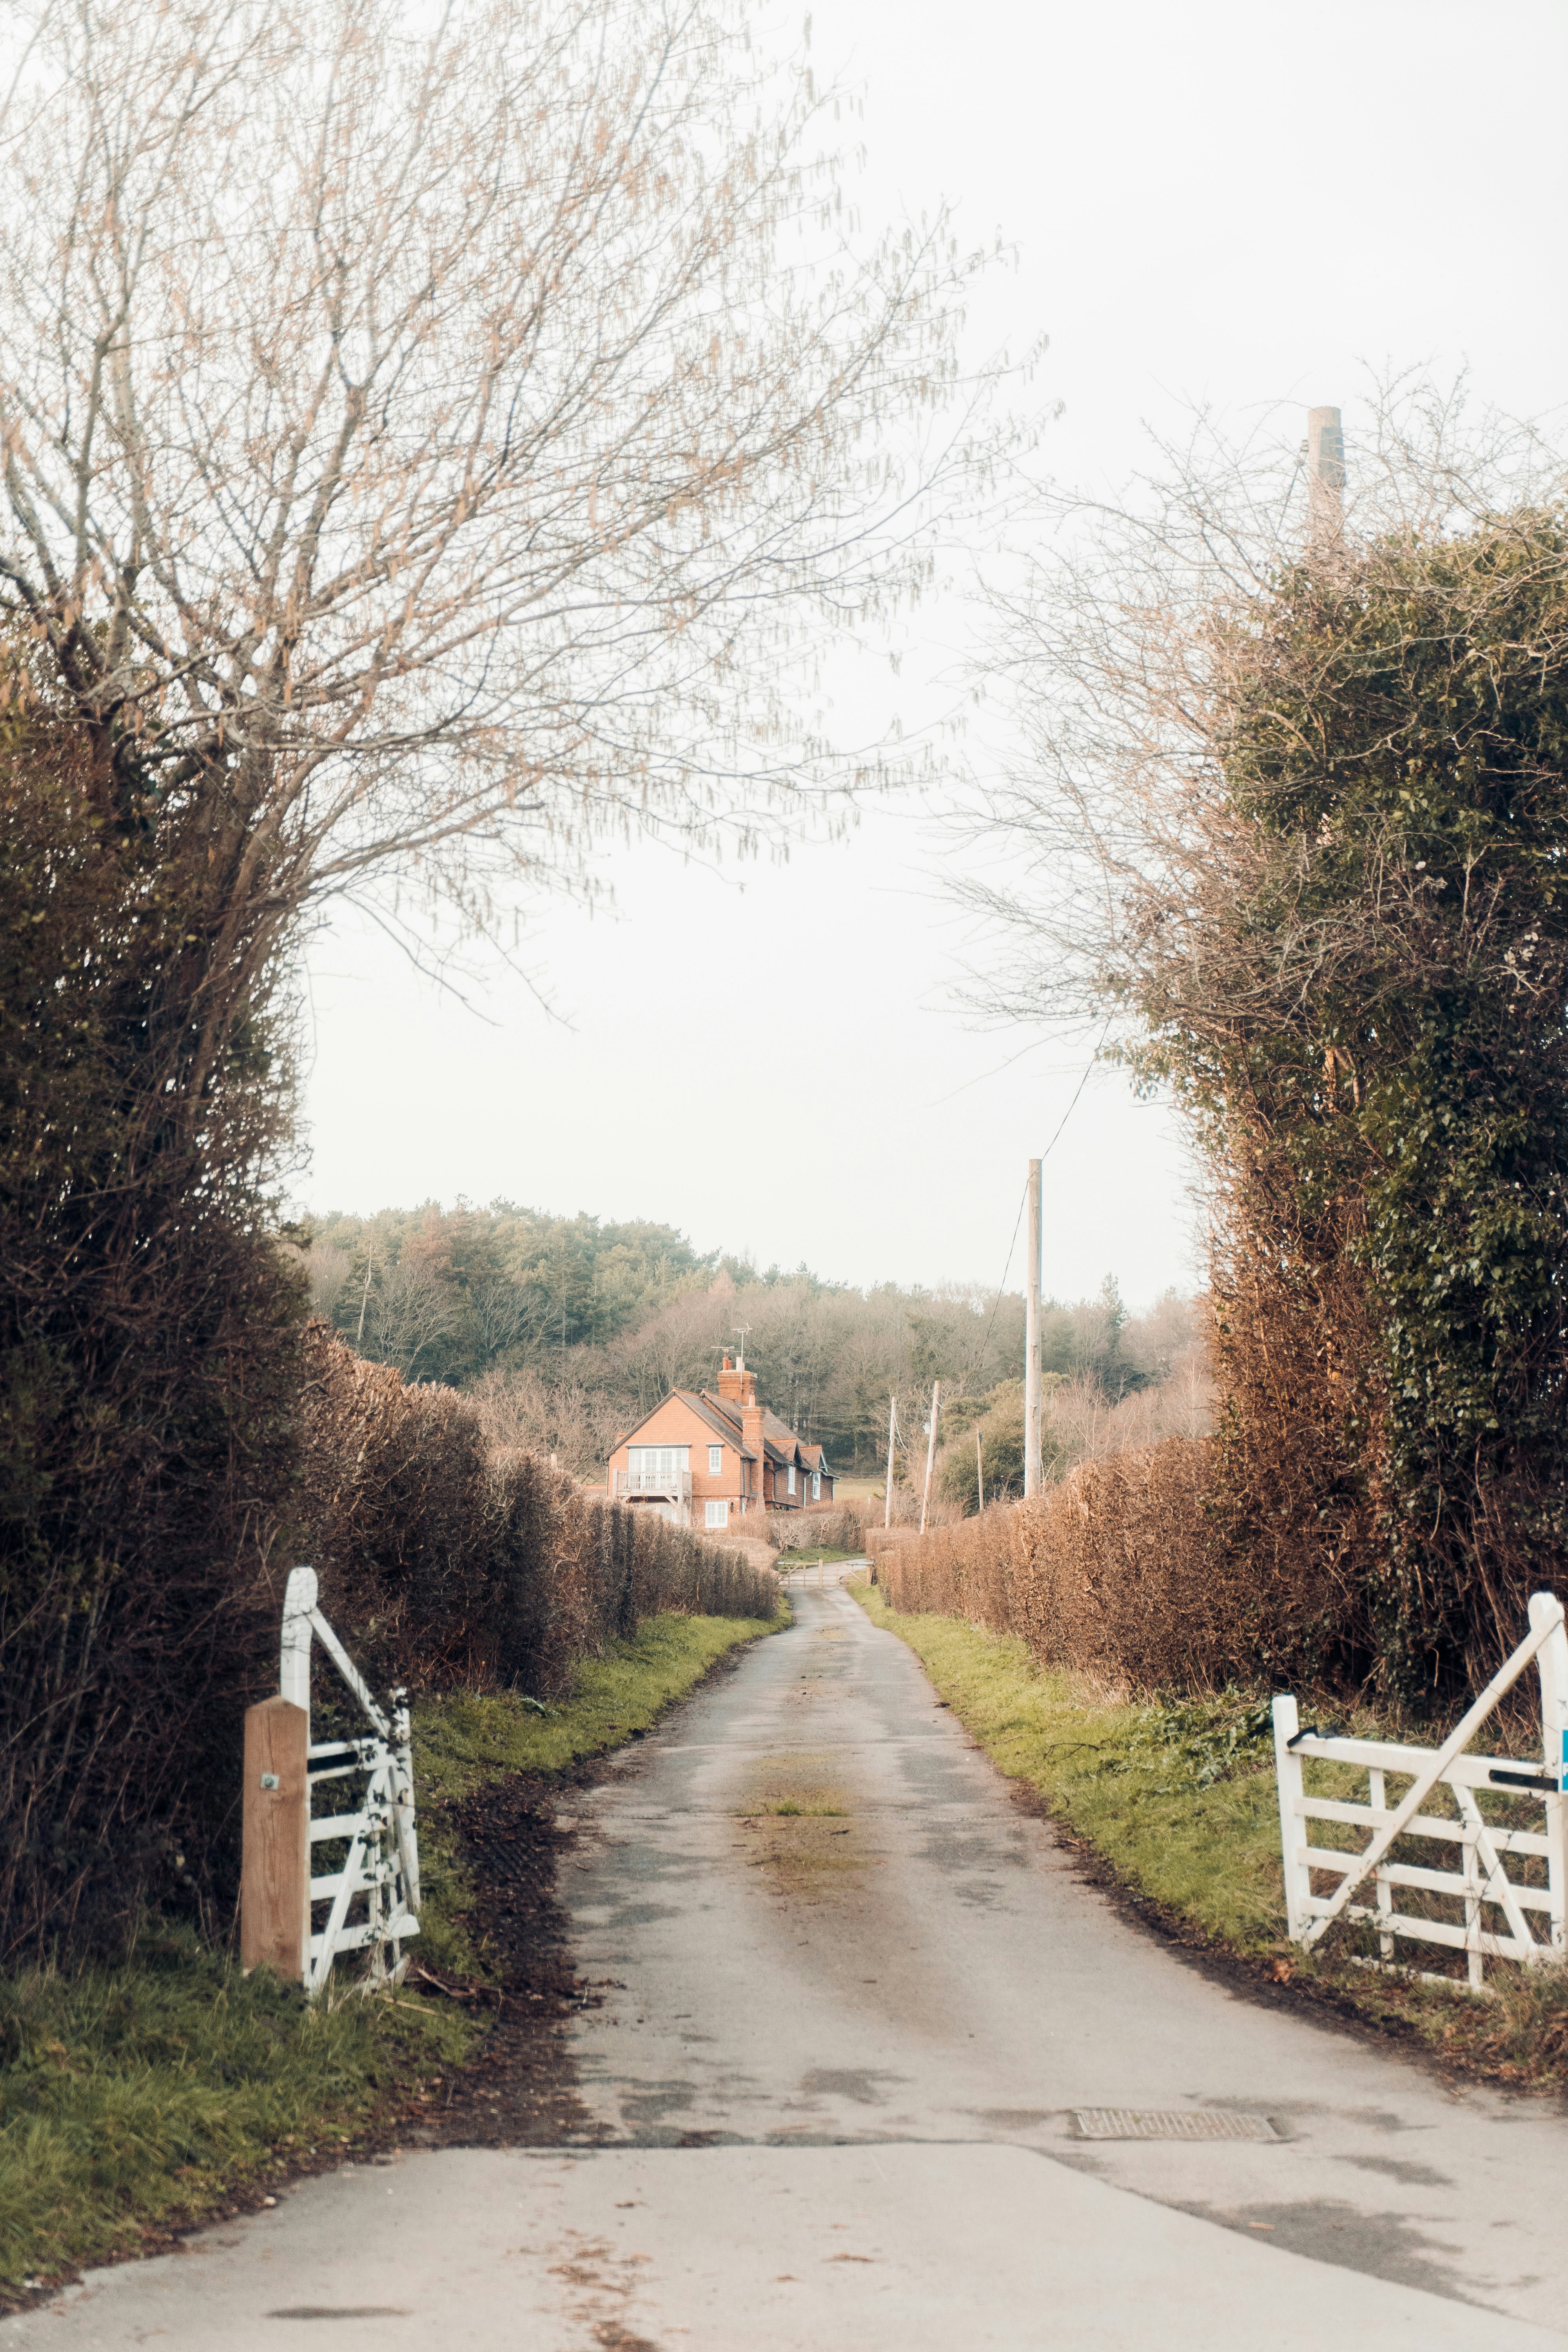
[{"xmin": 873, "ymin": 1436, "xmax": 1347, "ymax": 1695}]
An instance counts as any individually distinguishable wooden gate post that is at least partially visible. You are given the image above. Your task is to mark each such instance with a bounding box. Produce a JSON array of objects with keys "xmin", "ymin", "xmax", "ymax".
[{"xmin": 241, "ymin": 1696, "xmax": 310, "ymax": 1981}]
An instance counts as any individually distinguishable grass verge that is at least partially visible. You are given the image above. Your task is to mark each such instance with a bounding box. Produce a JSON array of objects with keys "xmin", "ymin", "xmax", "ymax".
[
  {"xmin": 774, "ymin": 1546, "xmax": 862, "ymax": 1568},
  {"xmin": 0, "ymin": 1929, "xmax": 469, "ymax": 2294},
  {"xmin": 851, "ymin": 1580, "xmax": 1568, "ymax": 2091},
  {"xmin": 417, "ymin": 1611, "xmax": 780, "ymax": 1803},
  {"xmin": 0, "ymin": 1609, "xmax": 780, "ymax": 2295}
]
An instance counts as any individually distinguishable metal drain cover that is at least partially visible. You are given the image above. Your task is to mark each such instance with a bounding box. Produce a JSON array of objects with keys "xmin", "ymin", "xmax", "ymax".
[{"xmin": 1073, "ymin": 2108, "xmax": 1283, "ymax": 2143}]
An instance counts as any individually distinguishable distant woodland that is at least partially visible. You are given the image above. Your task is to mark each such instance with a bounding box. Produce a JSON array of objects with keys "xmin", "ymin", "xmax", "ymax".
[{"xmin": 302, "ymin": 1202, "xmax": 1209, "ymax": 1491}]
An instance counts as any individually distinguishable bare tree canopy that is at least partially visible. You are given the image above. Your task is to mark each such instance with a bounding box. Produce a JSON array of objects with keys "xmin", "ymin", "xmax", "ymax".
[
  {"xmin": 959, "ymin": 380, "xmax": 1564, "ymax": 1045},
  {"xmin": 0, "ymin": 0, "xmax": 997, "ymax": 935}
]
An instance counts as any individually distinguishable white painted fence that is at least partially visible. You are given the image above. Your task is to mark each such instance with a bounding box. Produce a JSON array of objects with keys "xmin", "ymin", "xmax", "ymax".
[
  {"xmin": 1273, "ymin": 1591, "xmax": 1568, "ymax": 1989},
  {"xmin": 280, "ymin": 1566, "xmax": 421, "ymax": 1998}
]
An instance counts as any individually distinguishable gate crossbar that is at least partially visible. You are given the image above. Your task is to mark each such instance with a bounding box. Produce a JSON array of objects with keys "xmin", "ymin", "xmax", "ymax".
[{"xmin": 1273, "ymin": 1591, "xmax": 1568, "ymax": 1990}]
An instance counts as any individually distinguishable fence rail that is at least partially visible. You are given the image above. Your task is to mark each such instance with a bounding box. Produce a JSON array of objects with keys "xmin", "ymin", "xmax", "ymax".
[{"xmin": 1273, "ymin": 1591, "xmax": 1568, "ymax": 1990}]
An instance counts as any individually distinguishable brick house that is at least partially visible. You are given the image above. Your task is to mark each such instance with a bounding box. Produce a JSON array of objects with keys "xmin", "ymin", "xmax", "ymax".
[{"xmin": 606, "ymin": 1354, "xmax": 835, "ymax": 1533}]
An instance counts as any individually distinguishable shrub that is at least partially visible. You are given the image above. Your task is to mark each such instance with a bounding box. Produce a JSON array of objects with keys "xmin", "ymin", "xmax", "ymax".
[
  {"xmin": 974, "ymin": 413, "xmax": 1568, "ymax": 1708},
  {"xmin": 0, "ymin": 685, "xmax": 304, "ymax": 1960},
  {"xmin": 768, "ymin": 1503, "xmax": 865, "ymax": 1554}
]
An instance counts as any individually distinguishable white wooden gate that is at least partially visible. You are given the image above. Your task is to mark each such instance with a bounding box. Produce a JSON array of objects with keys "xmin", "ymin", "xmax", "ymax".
[
  {"xmin": 1273, "ymin": 1591, "xmax": 1568, "ymax": 1989},
  {"xmin": 280, "ymin": 1566, "xmax": 420, "ymax": 1998}
]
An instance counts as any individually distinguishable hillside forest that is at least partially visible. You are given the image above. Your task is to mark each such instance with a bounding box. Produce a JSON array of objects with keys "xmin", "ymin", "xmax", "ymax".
[{"xmin": 302, "ymin": 1203, "xmax": 1210, "ymax": 1501}]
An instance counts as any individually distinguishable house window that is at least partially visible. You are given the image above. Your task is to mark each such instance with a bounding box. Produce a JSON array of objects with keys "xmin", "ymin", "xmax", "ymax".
[
  {"xmin": 708, "ymin": 1444, "xmax": 723, "ymax": 1474},
  {"xmin": 628, "ymin": 1445, "xmax": 689, "ymax": 1490},
  {"xmin": 705, "ymin": 1499, "xmax": 730, "ymax": 1530},
  {"xmin": 812, "ymin": 1471, "xmax": 820, "ymax": 1500},
  {"xmin": 786, "ymin": 1465, "xmax": 796, "ymax": 1496}
]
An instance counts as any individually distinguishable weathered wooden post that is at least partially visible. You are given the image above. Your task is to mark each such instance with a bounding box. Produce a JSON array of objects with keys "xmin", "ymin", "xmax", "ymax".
[{"xmin": 240, "ymin": 1695, "xmax": 309, "ymax": 1978}]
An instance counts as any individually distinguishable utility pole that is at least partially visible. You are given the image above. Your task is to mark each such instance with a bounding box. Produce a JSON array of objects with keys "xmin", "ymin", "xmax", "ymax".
[
  {"xmin": 919, "ymin": 1379, "xmax": 941, "ymax": 1536},
  {"xmin": 884, "ymin": 1394, "xmax": 897, "ymax": 1529},
  {"xmin": 976, "ymin": 1425, "xmax": 985, "ymax": 1515},
  {"xmin": 1024, "ymin": 1158, "xmax": 1043, "ymax": 1497},
  {"xmin": 1307, "ymin": 405, "xmax": 1345, "ymax": 557}
]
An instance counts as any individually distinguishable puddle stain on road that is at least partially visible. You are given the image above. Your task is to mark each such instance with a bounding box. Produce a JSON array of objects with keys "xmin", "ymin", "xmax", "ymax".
[{"xmin": 729, "ymin": 1753, "xmax": 875, "ymax": 1900}]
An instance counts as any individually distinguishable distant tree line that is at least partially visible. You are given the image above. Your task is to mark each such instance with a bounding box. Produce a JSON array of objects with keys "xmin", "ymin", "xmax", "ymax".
[{"xmin": 304, "ymin": 1203, "xmax": 1200, "ymax": 1477}]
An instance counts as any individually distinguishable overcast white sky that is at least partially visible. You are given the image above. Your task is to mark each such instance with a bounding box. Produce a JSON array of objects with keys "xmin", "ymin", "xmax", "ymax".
[{"xmin": 299, "ymin": 0, "xmax": 1568, "ymax": 1307}]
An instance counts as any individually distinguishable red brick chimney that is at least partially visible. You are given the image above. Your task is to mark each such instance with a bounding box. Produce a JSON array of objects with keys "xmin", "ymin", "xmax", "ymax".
[
  {"xmin": 717, "ymin": 1354, "xmax": 756, "ymax": 1406},
  {"xmin": 742, "ymin": 1399, "xmax": 765, "ymax": 1503}
]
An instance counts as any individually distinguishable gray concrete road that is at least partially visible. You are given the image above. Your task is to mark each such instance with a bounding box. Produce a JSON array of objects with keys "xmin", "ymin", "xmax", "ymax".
[{"xmin": 11, "ymin": 1583, "xmax": 1568, "ymax": 2349}]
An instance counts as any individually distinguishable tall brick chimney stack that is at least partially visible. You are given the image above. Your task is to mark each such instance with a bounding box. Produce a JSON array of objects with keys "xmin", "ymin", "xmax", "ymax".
[
  {"xmin": 742, "ymin": 1397, "xmax": 766, "ymax": 1505},
  {"xmin": 717, "ymin": 1354, "xmax": 756, "ymax": 1406}
]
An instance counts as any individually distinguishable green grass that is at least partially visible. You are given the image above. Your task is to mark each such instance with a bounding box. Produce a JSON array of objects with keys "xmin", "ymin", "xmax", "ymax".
[
  {"xmin": 0, "ymin": 1928, "xmax": 468, "ymax": 2292},
  {"xmin": 774, "ymin": 1545, "xmax": 862, "ymax": 1568},
  {"xmin": 851, "ymin": 1580, "xmax": 1568, "ymax": 2087},
  {"xmin": 416, "ymin": 1612, "xmax": 780, "ymax": 1802},
  {"xmin": 0, "ymin": 1609, "xmax": 780, "ymax": 2295}
]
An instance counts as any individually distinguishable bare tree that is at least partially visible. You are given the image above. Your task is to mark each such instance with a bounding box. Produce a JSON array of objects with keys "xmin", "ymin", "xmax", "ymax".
[
  {"xmin": 469, "ymin": 1363, "xmax": 622, "ymax": 1476},
  {"xmin": 361, "ymin": 1252, "xmax": 458, "ymax": 1378},
  {"xmin": 0, "ymin": 0, "xmax": 1002, "ymax": 1076},
  {"xmin": 957, "ymin": 378, "xmax": 1558, "ymax": 1042},
  {"xmin": 305, "ymin": 1242, "xmax": 352, "ymax": 1322}
]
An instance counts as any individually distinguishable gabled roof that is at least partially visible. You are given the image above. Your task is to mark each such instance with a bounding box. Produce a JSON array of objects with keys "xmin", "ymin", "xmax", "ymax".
[
  {"xmin": 762, "ymin": 1408, "xmax": 807, "ymax": 1465},
  {"xmin": 616, "ymin": 1390, "xmax": 758, "ymax": 1461},
  {"xmin": 617, "ymin": 1384, "xmax": 832, "ymax": 1479},
  {"xmin": 700, "ymin": 1391, "xmax": 789, "ymax": 1466}
]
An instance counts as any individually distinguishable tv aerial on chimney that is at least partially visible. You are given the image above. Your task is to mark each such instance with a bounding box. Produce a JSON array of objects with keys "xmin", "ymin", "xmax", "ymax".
[{"xmin": 733, "ymin": 1323, "xmax": 751, "ymax": 1369}]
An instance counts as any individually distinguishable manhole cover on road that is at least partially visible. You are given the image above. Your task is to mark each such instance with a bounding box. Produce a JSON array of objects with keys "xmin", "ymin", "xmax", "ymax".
[{"xmin": 1072, "ymin": 2109, "xmax": 1284, "ymax": 2143}]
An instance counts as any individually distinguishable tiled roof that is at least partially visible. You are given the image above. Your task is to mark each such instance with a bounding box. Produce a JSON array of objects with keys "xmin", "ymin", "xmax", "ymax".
[
  {"xmin": 654, "ymin": 1387, "xmax": 836, "ymax": 1479},
  {"xmin": 675, "ymin": 1391, "xmax": 760, "ymax": 1459},
  {"xmin": 616, "ymin": 1390, "xmax": 758, "ymax": 1461}
]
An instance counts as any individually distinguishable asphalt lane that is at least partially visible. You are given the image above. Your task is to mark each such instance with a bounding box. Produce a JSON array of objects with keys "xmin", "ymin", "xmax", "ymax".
[
  {"xmin": 11, "ymin": 1581, "xmax": 1568, "ymax": 2350},
  {"xmin": 563, "ymin": 1580, "xmax": 1568, "ymax": 2331}
]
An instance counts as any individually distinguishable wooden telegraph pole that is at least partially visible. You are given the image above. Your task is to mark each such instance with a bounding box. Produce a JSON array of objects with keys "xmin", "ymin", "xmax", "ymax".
[
  {"xmin": 884, "ymin": 1394, "xmax": 897, "ymax": 1529},
  {"xmin": 1024, "ymin": 1158, "xmax": 1043, "ymax": 1496},
  {"xmin": 1307, "ymin": 405, "xmax": 1345, "ymax": 557},
  {"xmin": 919, "ymin": 1379, "xmax": 941, "ymax": 1535},
  {"xmin": 976, "ymin": 1425, "xmax": 985, "ymax": 1514}
]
